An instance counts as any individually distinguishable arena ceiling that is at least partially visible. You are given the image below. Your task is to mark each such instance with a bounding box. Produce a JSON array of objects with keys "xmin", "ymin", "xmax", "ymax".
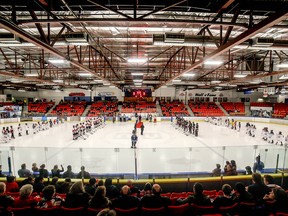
[{"xmin": 0, "ymin": 0, "xmax": 288, "ymax": 92}]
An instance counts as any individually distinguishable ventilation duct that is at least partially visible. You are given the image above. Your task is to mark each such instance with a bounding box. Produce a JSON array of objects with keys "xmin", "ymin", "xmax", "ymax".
[
  {"xmin": 252, "ymin": 37, "xmax": 274, "ymax": 47},
  {"xmin": 0, "ymin": 33, "xmax": 21, "ymax": 43},
  {"xmin": 153, "ymin": 34, "xmax": 214, "ymax": 47},
  {"xmin": 164, "ymin": 33, "xmax": 185, "ymax": 43},
  {"xmin": 64, "ymin": 32, "xmax": 89, "ymax": 45}
]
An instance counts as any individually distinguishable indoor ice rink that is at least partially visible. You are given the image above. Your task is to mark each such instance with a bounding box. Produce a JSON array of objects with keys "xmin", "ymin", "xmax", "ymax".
[{"xmin": 1, "ymin": 119, "xmax": 287, "ymax": 177}]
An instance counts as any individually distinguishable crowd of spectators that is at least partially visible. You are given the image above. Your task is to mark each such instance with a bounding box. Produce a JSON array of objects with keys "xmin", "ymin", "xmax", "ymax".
[
  {"xmin": 0, "ymin": 174, "xmax": 287, "ymax": 215},
  {"xmin": 16, "ymin": 163, "xmax": 91, "ymax": 179}
]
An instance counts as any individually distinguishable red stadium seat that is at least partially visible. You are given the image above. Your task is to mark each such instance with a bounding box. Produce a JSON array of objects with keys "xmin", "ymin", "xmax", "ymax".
[
  {"xmin": 191, "ymin": 203, "xmax": 215, "ymax": 215},
  {"xmin": 60, "ymin": 206, "xmax": 84, "ymax": 216},
  {"xmin": 34, "ymin": 207, "xmax": 60, "ymax": 216},
  {"xmin": 141, "ymin": 207, "xmax": 165, "ymax": 216},
  {"xmin": 8, "ymin": 207, "xmax": 33, "ymax": 216},
  {"xmin": 115, "ymin": 207, "xmax": 138, "ymax": 216},
  {"xmin": 168, "ymin": 203, "xmax": 189, "ymax": 216}
]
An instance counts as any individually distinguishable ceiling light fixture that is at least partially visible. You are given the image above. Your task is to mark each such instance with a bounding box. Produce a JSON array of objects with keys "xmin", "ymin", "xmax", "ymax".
[
  {"xmin": 78, "ymin": 73, "xmax": 92, "ymax": 77},
  {"xmin": 277, "ymin": 63, "xmax": 288, "ymax": 68},
  {"xmin": 204, "ymin": 60, "xmax": 223, "ymax": 65},
  {"xmin": 127, "ymin": 58, "xmax": 147, "ymax": 63},
  {"xmin": 24, "ymin": 73, "xmax": 38, "ymax": 77},
  {"xmin": 131, "ymin": 72, "xmax": 144, "ymax": 76},
  {"xmin": 48, "ymin": 59, "xmax": 65, "ymax": 64},
  {"xmin": 234, "ymin": 74, "xmax": 247, "ymax": 78},
  {"xmin": 133, "ymin": 79, "xmax": 143, "ymax": 83},
  {"xmin": 172, "ymin": 79, "xmax": 181, "ymax": 82},
  {"xmin": 279, "ymin": 74, "xmax": 288, "ymax": 80},
  {"xmin": 182, "ymin": 73, "xmax": 195, "ymax": 77}
]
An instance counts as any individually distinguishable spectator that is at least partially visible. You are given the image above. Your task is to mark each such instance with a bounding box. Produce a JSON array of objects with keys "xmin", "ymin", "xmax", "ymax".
[
  {"xmin": 18, "ymin": 163, "xmax": 31, "ymax": 177},
  {"xmin": 105, "ymin": 178, "xmax": 120, "ymax": 200},
  {"xmin": 19, "ymin": 176, "xmax": 34, "ymax": 188},
  {"xmin": 141, "ymin": 183, "xmax": 172, "ymax": 208},
  {"xmin": 247, "ymin": 173, "xmax": 270, "ymax": 203},
  {"xmin": 113, "ymin": 185, "xmax": 140, "ymax": 209},
  {"xmin": 263, "ymin": 188, "xmax": 288, "ymax": 213},
  {"xmin": 97, "ymin": 179, "xmax": 104, "ymax": 187},
  {"xmin": 59, "ymin": 178, "xmax": 72, "ymax": 194},
  {"xmin": 62, "ymin": 165, "xmax": 75, "ymax": 179},
  {"xmin": 212, "ymin": 164, "xmax": 221, "ymax": 177},
  {"xmin": 37, "ymin": 185, "xmax": 63, "ymax": 208},
  {"xmin": 89, "ymin": 186, "xmax": 111, "ymax": 209},
  {"xmin": 64, "ymin": 181, "xmax": 90, "ymax": 208},
  {"xmin": 33, "ymin": 177, "xmax": 45, "ymax": 194},
  {"xmin": 142, "ymin": 182, "xmax": 152, "ymax": 196},
  {"xmin": 245, "ymin": 166, "xmax": 253, "ymax": 175},
  {"xmin": 232, "ymin": 182, "xmax": 254, "ymax": 203},
  {"xmin": 13, "ymin": 184, "xmax": 38, "ymax": 208},
  {"xmin": 5, "ymin": 176, "xmax": 19, "ymax": 192},
  {"xmin": 177, "ymin": 182, "xmax": 211, "ymax": 206},
  {"xmin": 224, "ymin": 161, "xmax": 233, "ymax": 176},
  {"xmin": 0, "ymin": 182, "xmax": 14, "ymax": 209},
  {"xmin": 50, "ymin": 177, "xmax": 61, "ymax": 193},
  {"xmin": 85, "ymin": 177, "xmax": 97, "ymax": 196},
  {"xmin": 127, "ymin": 179, "xmax": 140, "ymax": 196},
  {"xmin": 213, "ymin": 184, "xmax": 235, "ymax": 208},
  {"xmin": 230, "ymin": 160, "xmax": 237, "ymax": 175},
  {"xmin": 263, "ymin": 175, "xmax": 281, "ymax": 191},
  {"xmin": 51, "ymin": 165, "xmax": 64, "ymax": 178},
  {"xmin": 39, "ymin": 164, "xmax": 49, "ymax": 178},
  {"xmin": 76, "ymin": 166, "xmax": 91, "ymax": 179},
  {"xmin": 31, "ymin": 163, "xmax": 39, "ymax": 177},
  {"xmin": 97, "ymin": 209, "xmax": 116, "ymax": 216},
  {"xmin": 253, "ymin": 155, "xmax": 264, "ymax": 173}
]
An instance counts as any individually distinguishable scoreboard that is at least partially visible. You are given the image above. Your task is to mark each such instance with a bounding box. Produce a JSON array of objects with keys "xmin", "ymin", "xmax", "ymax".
[{"xmin": 124, "ymin": 89, "xmax": 152, "ymax": 97}]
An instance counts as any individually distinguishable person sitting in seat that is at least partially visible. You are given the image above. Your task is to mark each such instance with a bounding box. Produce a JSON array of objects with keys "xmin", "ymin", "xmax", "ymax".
[
  {"xmin": 89, "ymin": 186, "xmax": 111, "ymax": 209},
  {"xmin": 176, "ymin": 182, "xmax": 211, "ymax": 206},
  {"xmin": 37, "ymin": 185, "xmax": 63, "ymax": 208},
  {"xmin": 213, "ymin": 184, "xmax": 235, "ymax": 209},
  {"xmin": 112, "ymin": 185, "xmax": 140, "ymax": 209},
  {"xmin": 0, "ymin": 182, "xmax": 14, "ymax": 210},
  {"xmin": 13, "ymin": 184, "xmax": 38, "ymax": 208},
  {"xmin": 140, "ymin": 184, "xmax": 172, "ymax": 208}
]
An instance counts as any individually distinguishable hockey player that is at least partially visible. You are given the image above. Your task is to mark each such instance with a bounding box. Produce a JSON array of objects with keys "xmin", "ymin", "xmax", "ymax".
[
  {"xmin": 276, "ymin": 131, "xmax": 284, "ymax": 146},
  {"xmin": 10, "ymin": 126, "xmax": 15, "ymax": 139},
  {"xmin": 195, "ymin": 123, "xmax": 199, "ymax": 137},
  {"xmin": 261, "ymin": 127, "xmax": 268, "ymax": 141},
  {"xmin": 268, "ymin": 130, "xmax": 274, "ymax": 144},
  {"xmin": 131, "ymin": 131, "xmax": 138, "ymax": 148},
  {"xmin": 2, "ymin": 127, "xmax": 9, "ymax": 143},
  {"xmin": 285, "ymin": 134, "xmax": 288, "ymax": 148},
  {"xmin": 25, "ymin": 123, "xmax": 29, "ymax": 135},
  {"xmin": 18, "ymin": 124, "xmax": 22, "ymax": 137},
  {"xmin": 251, "ymin": 125, "xmax": 256, "ymax": 137}
]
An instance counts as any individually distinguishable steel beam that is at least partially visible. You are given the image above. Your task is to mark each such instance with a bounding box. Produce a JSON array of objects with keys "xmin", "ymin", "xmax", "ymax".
[
  {"xmin": 138, "ymin": 0, "xmax": 187, "ymax": 19},
  {"xmin": 17, "ymin": 18, "xmax": 248, "ymax": 28},
  {"xmin": 0, "ymin": 17, "xmax": 116, "ymax": 86},
  {"xmin": 157, "ymin": 10, "xmax": 288, "ymax": 88}
]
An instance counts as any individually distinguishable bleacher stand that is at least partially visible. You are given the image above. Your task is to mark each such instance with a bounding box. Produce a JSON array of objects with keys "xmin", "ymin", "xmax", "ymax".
[
  {"xmin": 87, "ymin": 101, "xmax": 118, "ymax": 117},
  {"xmin": 189, "ymin": 101, "xmax": 225, "ymax": 117},
  {"xmin": 221, "ymin": 102, "xmax": 245, "ymax": 116},
  {"xmin": 160, "ymin": 101, "xmax": 190, "ymax": 117},
  {"xmin": 50, "ymin": 101, "xmax": 86, "ymax": 116}
]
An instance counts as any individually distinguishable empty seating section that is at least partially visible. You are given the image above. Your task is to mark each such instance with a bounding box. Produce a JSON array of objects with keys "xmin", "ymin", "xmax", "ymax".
[
  {"xmin": 121, "ymin": 102, "xmax": 156, "ymax": 113},
  {"xmin": 50, "ymin": 102, "xmax": 86, "ymax": 116},
  {"xmin": 28, "ymin": 102, "xmax": 55, "ymax": 114},
  {"xmin": 160, "ymin": 101, "xmax": 189, "ymax": 117},
  {"xmin": 189, "ymin": 102, "xmax": 225, "ymax": 117},
  {"xmin": 221, "ymin": 102, "xmax": 245, "ymax": 116},
  {"xmin": 87, "ymin": 101, "xmax": 118, "ymax": 117},
  {"xmin": 273, "ymin": 103, "xmax": 288, "ymax": 118}
]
